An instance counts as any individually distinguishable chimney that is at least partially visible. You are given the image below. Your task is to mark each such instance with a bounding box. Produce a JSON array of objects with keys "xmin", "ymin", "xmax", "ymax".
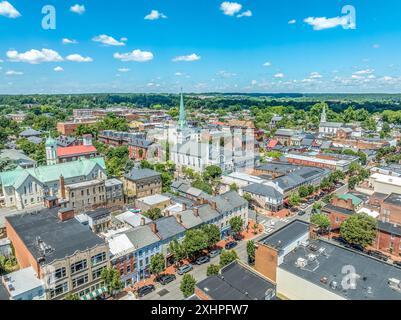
[
  {"xmin": 193, "ymin": 207, "xmax": 199, "ymax": 217},
  {"xmin": 58, "ymin": 208, "xmax": 74, "ymax": 222},
  {"xmin": 182, "ymin": 203, "xmax": 187, "ymax": 211},
  {"xmin": 59, "ymin": 175, "xmax": 66, "ymax": 199},
  {"xmin": 150, "ymin": 222, "xmax": 158, "ymax": 234},
  {"xmin": 140, "ymin": 217, "xmax": 145, "ymax": 226},
  {"xmin": 176, "ymin": 214, "xmax": 183, "ymax": 224},
  {"xmin": 165, "ymin": 210, "xmax": 170, "ymax": 217},
  {"xmin": 211, "ymin": 201, "xmax": 217, "ymax": 210}
]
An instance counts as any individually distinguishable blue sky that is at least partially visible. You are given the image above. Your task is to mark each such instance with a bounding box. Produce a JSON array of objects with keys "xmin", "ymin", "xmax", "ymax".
[{"xmin": 1, "ymin": 0, "xmax": 401, "ymax": 94}]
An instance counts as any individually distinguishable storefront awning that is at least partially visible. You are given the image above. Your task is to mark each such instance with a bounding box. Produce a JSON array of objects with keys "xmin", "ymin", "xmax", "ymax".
[{"xmin": 80, "ymin": 286, "xmax": 107, "ymax": 300}]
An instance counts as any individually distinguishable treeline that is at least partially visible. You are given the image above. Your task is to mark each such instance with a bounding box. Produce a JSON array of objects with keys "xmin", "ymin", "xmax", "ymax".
[{"xmin": 1, "ymin": 93, "xmax": 401, "ymax": 114}]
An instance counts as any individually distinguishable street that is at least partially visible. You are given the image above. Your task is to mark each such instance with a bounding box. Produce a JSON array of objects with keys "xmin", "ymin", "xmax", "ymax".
[{"xmin": 141, "ymin": 233, "xmax": 261, "ymax": 300}]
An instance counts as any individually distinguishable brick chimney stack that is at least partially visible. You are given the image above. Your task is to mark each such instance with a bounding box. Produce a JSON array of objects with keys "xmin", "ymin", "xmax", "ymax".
[
  {"xmin": 59, "ymin": 175, "xmax": 66, "ymax": 199},
  {"xmin": 150, "ymin": 222, "xmax": 158, "ymax": 234},
  {"xmin": 193, "ymin": 207, "xmax": 199, "ymax": 217},
  {"xmin": 176, "ymin": 214, "xmax": 183, "ymax": 224},
  {"xmin": 211, "ymin": 201, "xmax": 217, "ymax": 210},
  {"xmin": 140, "ymin": 217, "xmax": 145, "ymax": 226}
]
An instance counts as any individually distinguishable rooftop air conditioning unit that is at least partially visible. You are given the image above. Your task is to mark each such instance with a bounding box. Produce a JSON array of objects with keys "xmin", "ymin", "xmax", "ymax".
[
  {"xmin": 330, "ymin": 280, "xmax": 338, "ymax": 290},
  {"xmin": 318, "ymin": 247, "xmax": 326, "ymax": 255},
  {"xmin": 388, "ymin": 278, "xmax": 401, "ymax": 290},
  {"xmin": 307, "ymin": 253, "xmax": 317, "ymax": 261},
  {"xmin": 296, "ymin": 257, "xmax": 307, "ymax": 268}
]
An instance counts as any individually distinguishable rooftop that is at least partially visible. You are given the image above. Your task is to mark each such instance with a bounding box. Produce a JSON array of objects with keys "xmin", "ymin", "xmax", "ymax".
[
  {"xmin": 137, "ymin": 194, "xmax": 170, "ymax": 206},
  {"xmin": 6, "ymin": 208, "xmax": 106, "ymax": 265},
  {"xmin": 383, "ymin": 193, "xmax": 401, "ymax": 206},
  {"xmin": 124, "ymin": 168, "xmax": 161, "ymax": 181},
  {"xmin": 1, "ymin": 267, "xmax": 44, "ymax": 298},
  {"xmin": 280, "ymin": 238, "xmax": 401, "ymax": 300},
  {"xmin": 197, "ymin": 261, "xmax": 276, "ymax": 300},
  {"xmin": 260, "ymin": 219, "xmax": 309, "ymax": 252},
  {"xmin": 57, "ymin": 145, "xmax": 97, "ymax": 158}
]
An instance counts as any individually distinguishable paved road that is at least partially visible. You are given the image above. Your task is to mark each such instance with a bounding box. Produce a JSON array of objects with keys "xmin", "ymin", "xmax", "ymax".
[{"xmin": 141, "ymin": 234, "xmax": 263, "ymax": 300}]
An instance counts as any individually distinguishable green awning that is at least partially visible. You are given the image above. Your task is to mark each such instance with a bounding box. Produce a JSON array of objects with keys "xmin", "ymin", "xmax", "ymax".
[{"xmin": 80, "ymin": 286, "xmax": 107, "ymax": 300}]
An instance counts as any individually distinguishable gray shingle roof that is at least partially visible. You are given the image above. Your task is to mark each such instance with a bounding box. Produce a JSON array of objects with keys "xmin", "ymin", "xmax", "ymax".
[
  {"xmin": 243, "ymin": 183, "xmax": 283, "ymax": 199},
  {"xmin": 124, "ymin": 168, "xmax": 161, "ymax": 181},
  {"xmin": 125, "ymin": 225, "xmax": 160, "ymax": 249},
  {"xmin": 155, "ymin": 216, "xmax": 186, "ymax": 240}
]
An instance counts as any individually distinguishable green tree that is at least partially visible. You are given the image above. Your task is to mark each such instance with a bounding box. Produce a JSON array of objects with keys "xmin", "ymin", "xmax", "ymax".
[
  {"xmin": 149, "ymin": 253, "xmax": 165, "ymax": 277},
  {"xmin": 243, "ymin": 192, "xmax": 252, "ymax": 202},
  {"xmin": 101, "ymin": 267, "xmax": 123, "ymax": 296},
  {"xmin": 266, "ymin": 151, "xmax": 282, "ymax": 159},
  {"xmin": 64, "ymin": 293, "xmax": 80, "ymax": 300},
  {"xmin": 229, "ymin": 183, "xmax": 239, "ymax": 192},
  {"xmin": 220, "ymin": 250, "xmax": 238, "ymax": 268},
  {"xmin": 192, "ymin": 179, "xmax": 213, "ymax": 195},
  {"xmin": 203, "ymin": 165, "xmax": 223, "ymax": 181},
  {"xmin": 310, "ymin": 213, "xmax": 330, "ymax": 230},
  {"xmin": 143, "ymin": 208, "xmax": 162, "ymax": 221},
  {"xmin": 298, "ymin": 186, "xmax": 309, "ymax": 198},
  {"xmin": 229, "ymin": 216, "xmax": 244, "ymax": 234},
  {"xmin": 246, "ymin": 240, "xmax": 256, "ymax": 260},
  {"xmin": 348, "ymin": 176, "xmax": 360, "ymax": 190},
  {"xmin": 340, "ymin": 213, "xmax": 377, "ymax": 247},
  {"xmin": 169, "ymin": 239, "xmax": 186, "ymax": 266},
  {"xmin": 183, "ymin": 229, "xmax": 209, "ymax": 259},
  {"xmin": 288, "ymin": 193, "xmax": 301, "ymax": 206},
  {"xmin": 206, "ymin": 264, "xmax": 220, "ymax": 276},
  {"xmin": 201, "ymin": 224, "xmax": 221, "ymax": 248},
  {"xmin": 180, "ymin": 274, "xmax": 197, "ymax": 298}
]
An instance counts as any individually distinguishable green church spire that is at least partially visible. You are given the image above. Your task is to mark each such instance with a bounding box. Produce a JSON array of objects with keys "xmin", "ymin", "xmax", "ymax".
[{"xmin": 178, "ymin": 88, "xmax": 187, "ymax": 129}]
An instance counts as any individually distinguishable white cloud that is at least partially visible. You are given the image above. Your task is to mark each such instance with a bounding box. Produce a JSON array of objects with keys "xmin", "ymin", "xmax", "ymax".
[
  {"xmin": 354, "ymin": 69, "xmax": 374, "ymax": 75},
  {"xmin": 54, "ymin": 66, "xmax": 64, "ymax": 72},
  {"xmin": 251, "ymin": 80, "xmax": 258, "ymax": 86},
  {"xmin": 0, "ymin": 59, "xmax": 3, "ymax": 63},
  {"xmin": 120, "ymin": 37, "xmax": 128, "ymax": 42},
  {"xmin": 274, "ymin": 73, "xmax": 284, "ymax": 78},
  {"xmin": 220, "ymin": 2, "xmax": 242, "ymax": 16},
  {"xmin": 70, "ymin": 4, "xmax": 85, "ymax": 15},
  {"xmin": 175, "ymin": 72, "xmax": 184, "ymax": 76},
  {"xmin": 144, "ymin": 10, "xmax": 167, "ymax": 20},
  {"xmin": 216, "ymin": 70, "xmax": 236, "ymax": 78},
  {"xmin": 304, "ymin": 16, "xmax": 348, "ymax": 30},
  {"xmin": 288, "ymin": 19, "xmax": 296, "ymax": 24},
  {"xmin": 382, "ymin": 76, "xmax": 393, "ymax": 82},
  {"xmin": 372, "ymin": 44, "xmax": 380, "ymax": 49},
  {"xmin": 237, "ymin": 10, "xmax": 252, "ymax": 18},
  {"xmin": 0, "ymin": 1, "xmax": 20, "ymax": 18},
  {"xmin": 92, "ymin": 34, "xmax": 126, "ymax": 46},
  {"xmin": 62, "ymin": 38, "xmax": 78, "ymax": 45},
  {"xmin": 172, "ymin": 53, "xmax": 201, "ymax": 62},
  {"xmin": 309, "ymin": 72, "xmax": 322, "ymax": 79},
  {"xmin": 118, "ymin": 67, "xmax": 130, "ymax": 72},
  {"xmin": 66, "ymin": 54, "xmax": 93, "ymax": 62},
  {"xmin": 7, "ymin": 49, "xmax": 63, "ymax": 64},
  {"xmin": 113, "ymin": 49, "xmax": 154, "ymax": 62},
  {"xmin": 6, "ymin": 70, "xmax": 23, "ymax": 75},
  {"xmin": 263, "ymin": 61, "xmax": 271, "ymax": 67}
]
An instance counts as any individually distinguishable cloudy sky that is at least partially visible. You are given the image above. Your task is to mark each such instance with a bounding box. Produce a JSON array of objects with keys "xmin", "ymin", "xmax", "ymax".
[{"xmin": 1, "ymin": 0, "xmax": 401, "ymax": 94}]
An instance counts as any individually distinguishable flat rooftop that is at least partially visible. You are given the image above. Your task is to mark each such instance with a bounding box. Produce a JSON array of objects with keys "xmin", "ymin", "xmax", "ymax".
[
  {"xmin": 260, "ymin": 220, "xmax": 309, "ymax": 251},
  {"xmin": 197, "ymin": 261, "xmax": 276, "ymax": 300},
  {"xmin": 2, "ymin": 267, "xmax": 43, "ymax": 298},
  {"xmin": 280, "ymin": 239, "xmax": 401, "ymax": 300},
  {"xmin": 137, "ymin": 194, "xmax": 170, "ymax": 205},
  {"xmin": 383, "ymin": 193, "xmax": 401, "ymax": 206},
  {"xmin": 6, "ymin": 207, "xmax": 105, "ymax": 265}
]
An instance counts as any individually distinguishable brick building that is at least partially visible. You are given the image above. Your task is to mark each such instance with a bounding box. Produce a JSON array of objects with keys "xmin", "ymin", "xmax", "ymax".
[
  {"xmin": 322, "ymin": 197, "xmax": 356, "ymax": 231},
  {"xmin": 5, "ymin": 207, "xmax": 109, "ymax": 300}
]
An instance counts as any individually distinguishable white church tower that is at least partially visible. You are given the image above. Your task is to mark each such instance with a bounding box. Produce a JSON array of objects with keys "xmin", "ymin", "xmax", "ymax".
[{"xmin": 45, "ymin": 134, "xmax": 57, "ymax": 165}]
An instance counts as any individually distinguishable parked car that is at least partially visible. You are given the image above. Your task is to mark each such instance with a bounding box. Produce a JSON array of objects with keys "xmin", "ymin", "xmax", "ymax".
[
  {"xmin": 345, "ymin": 243, "xmax": 365, "ymax": 252},
  {"xmin": 136, "ymin": 284, "xmax": 155, "ymax": 297},
  {"xmin": 208, "ymin": 249, "xmax": 221, "ymax": 258},
  {"xmin": 195, "ymin": 255, "xmax": 210, "ymax": 265},
  {"xmin": 290, "ymin": 207, "xmax": 298, "ymax": 213},
  {"xmin": 298, "ymin": 210, "xmax": 306, "ymax": 216},
  {"xmin": 367, "ymin": 250, "xmax": 389, "ymax": 261},
  {"xmin": 393, "ymin": 261, "xmax": 401, "ymax": 267},
  {"xmin": 332, "ymin": 236, "xmax": 348, "ymax": 245},
  {"xmin": 300, "ymin": 203, "xmax": 308, "ymax": 209},
  {"xmin": 156, "ymin": 274, "xmax": 176, "ymax": 285},
  {"xmin": 177, "ymin": 264, "xmax": 193, "ymax": 275},
  {"xmin": 225, "ymin": 241, "xmax": 238, "ymax": 250}
]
